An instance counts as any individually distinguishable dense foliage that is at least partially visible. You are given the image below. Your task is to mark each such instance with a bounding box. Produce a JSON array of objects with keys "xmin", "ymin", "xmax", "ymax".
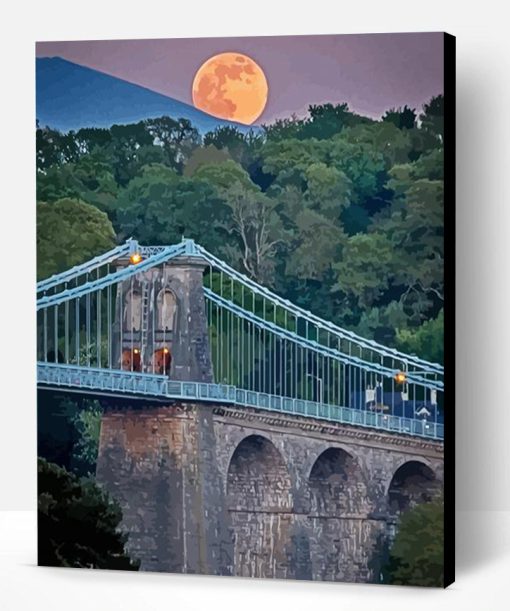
[
  {"xmin": 383, "ymin": 498, "xmax": 444, "ymax": 587},
  {"xmin": 38, "ymin": 393, "xmax": 102, "ymax": 476},
  {"xmin": 38, "ymin": 458, "xmax": 139, "ymax": 570},
  {"xmin": 37, "ymin": 100, "xmax": 444, "ymax": 361}
]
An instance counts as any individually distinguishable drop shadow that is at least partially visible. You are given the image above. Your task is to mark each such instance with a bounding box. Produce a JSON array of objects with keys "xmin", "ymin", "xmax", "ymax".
[{"xmin": 456, "ymin": 511, "xmax": 510, "ymax": 576}]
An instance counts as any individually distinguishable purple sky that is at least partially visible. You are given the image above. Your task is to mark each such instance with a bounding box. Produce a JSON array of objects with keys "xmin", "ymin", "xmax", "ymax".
[{"xmin": 36, "ymin": 33, "xmax": 444, "ymax": 124}]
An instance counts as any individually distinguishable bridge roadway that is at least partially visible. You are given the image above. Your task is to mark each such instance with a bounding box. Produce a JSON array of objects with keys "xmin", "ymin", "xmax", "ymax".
[{"xmin": 37, "ymin": 362, "xmax": 444, "ymax": 441}]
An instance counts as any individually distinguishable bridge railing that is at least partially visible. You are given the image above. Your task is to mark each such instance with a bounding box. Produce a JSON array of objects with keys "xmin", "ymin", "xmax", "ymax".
[{"xmin": 37, "ymin": 362, "xmax": 443, "ymax": 441}]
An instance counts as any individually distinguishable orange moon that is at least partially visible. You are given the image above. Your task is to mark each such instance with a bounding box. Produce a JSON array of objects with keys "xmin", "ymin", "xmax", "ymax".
[{"xmin": 192, "ymin": 52, "xmax": 268, "ymax": 125}]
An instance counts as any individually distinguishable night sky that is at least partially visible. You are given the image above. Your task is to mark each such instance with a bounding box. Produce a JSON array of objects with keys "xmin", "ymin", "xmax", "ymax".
[{"xmin": 36, "ymin": 32, "xmax": 444, "ymax": 124}]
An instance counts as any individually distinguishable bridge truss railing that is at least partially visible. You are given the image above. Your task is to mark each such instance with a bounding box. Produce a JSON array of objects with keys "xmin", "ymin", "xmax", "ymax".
[{"xmin": 37, "ymin": 362, "xmax": 443, "ymax": 440}]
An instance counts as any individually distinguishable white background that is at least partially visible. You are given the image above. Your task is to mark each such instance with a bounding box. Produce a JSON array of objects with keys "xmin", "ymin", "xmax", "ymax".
[{"xmin": 0, "ymin": 0, "xmax": 509, "ymax": 607}]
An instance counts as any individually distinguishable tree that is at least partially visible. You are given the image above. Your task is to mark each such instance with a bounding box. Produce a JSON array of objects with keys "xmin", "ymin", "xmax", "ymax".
[
  {"xmin": 38, "ymin": 458, "xmax": 139, "ymax": 570},
  {"xmin": 115, "ymin": 163, "xmax": 230, "ymax": 252},
  {"xmin": 71, "ymin": 401, "xmax": 103, "ymax": 475},
  {"xmin": 304, "ymin": 162, "xmax": 351, "ymax": 220},
  {"xmin": 183, "ymin": 145, "xmax": 231, "ymax": 176},
  {"xmin": 226, "ymin": 186, "xmax": 283, "ymax": 285},
  {"xmin": 344, "ymin": 122, "xmax": 414, "ymax": 169},
  {"xmin": 299, "ymin": 103, "xmax": 369, "ymax": 140},
  {"xmin": 203, "ymin": 125, "xmax": 247, "ymax": 160},
  {"xmin": 383, "ymin": 498, "xmax": 444, "ymax": 587},
  {"xmin": 283, "ymin": 206, "xmax": 345, "ymax": 280},
  {"xmin": 143, "ymin": 116, "xmax": 200, "ymax": 170},
  {"xmin": 383, "ymin": 179, "xmax": 444, "ymax": 323},
  {"xmin": 37, "ymin": 198, "xmax": 116, "ymax": 280},
  {"xmin": 420, "ymin": 95, "xmax": 444, "ymax": 143},
  {"xmin": 332, "ymin": 232, "xmax": 395, "ymax": 308},
  {"xmin": 328, "ymin": 137, "xmax": 387, "ymax": 209},
  {"xmin": 36, "ymin": 126, "xmax": 67, "ymax": 171},
  {"xmin": 195, "ymin": 161, "xmax": 284, "ymax": 284},
  {"xmin": 37, "ymin": 394, "xmax": 103, "ymax": 476},
  {"xmin": 36, "ymin": 152, "xmax": 119, "ymax": 212},
  {"xmin": 36, "ymin": 126, "xmax": 81, "ymax": 170},
  {"xmin": 396, "ymin": 310, "xmax": 444, "ymax": 364},
  {"xmin": 262, "ymin": 114, "xmax": 304, "ymax": 141},
  {"xmin": 382, "ymin": 105, "xmax": 417, "ymax": 130}
]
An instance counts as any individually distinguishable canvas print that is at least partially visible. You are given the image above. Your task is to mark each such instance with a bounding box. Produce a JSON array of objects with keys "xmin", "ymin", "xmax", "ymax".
[{"xmin": 36, "ymin": 33, "xmax": 454, "ymax": 586}]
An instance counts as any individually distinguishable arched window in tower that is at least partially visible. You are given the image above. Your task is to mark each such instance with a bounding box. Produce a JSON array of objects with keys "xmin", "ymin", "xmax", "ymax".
[
  {"xmin": 124, "ymin": 292, "xmax": 142, "ymax": 331},
  {"xmin": 157, "ymin": 290, "xmax": 177, "ymax": 332}
]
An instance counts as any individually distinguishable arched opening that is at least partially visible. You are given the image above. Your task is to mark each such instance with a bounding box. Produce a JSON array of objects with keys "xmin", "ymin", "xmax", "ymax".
[
  {"xmin": 227, "ymin": 435, "xmax": 293, "ymax": 578},
  {"xmin": 157, "ymin": 289, "xmax": 177, "ymax": 331},
  {"xmin": 121, "ymin": 348, "xmax": 142, "ymax": 372},
  {"xmin": 309, "ymin": 447, "xmax": 367, "ymax": 517},
  {"xmin": 307, "ymin": 448, "xmax": 371, "ymax": 582},
  {"xmin": 124, "ymin": 292, "xmax": 142, "ymax": 331},
  {"xmin": 153, "ymin": 347, "xmax": 171, "ymax": 376},
  {"xmin": 388, "ymin": 461, "xmax": 438, "ymax": 515}
]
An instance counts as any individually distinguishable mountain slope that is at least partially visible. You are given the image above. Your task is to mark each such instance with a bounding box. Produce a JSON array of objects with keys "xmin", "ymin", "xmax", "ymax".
[{"xmin": 36, "ymin": 57, "xmax": 255, "ymax": 134}]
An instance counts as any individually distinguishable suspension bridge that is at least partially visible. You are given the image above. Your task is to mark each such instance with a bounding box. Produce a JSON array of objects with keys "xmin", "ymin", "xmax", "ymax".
[{"xmin": 36, "ymin": 238, "xmax": 444, "ymax": 440}]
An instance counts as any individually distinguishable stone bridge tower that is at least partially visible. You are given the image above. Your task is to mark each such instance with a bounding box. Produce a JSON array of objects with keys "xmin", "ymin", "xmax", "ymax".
[{"xmin": 112, "ymin": 251, "xmax": 213, "ymax": 382}]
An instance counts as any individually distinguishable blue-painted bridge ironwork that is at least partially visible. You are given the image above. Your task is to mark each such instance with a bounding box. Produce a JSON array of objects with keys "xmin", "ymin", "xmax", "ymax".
[{"xmin": 36, "ymin": 238, "xmax": 444, "ymax": 440}]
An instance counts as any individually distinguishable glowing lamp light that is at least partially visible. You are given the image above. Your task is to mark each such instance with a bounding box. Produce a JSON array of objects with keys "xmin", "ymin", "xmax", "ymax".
[
  {"xmin": 133, "ymin": 348, "xmax": 140, "ymax": 355},
  {"xmin": 130, "ymin": 252, "xmax": 142, "ymax": 265},
  {"xmin": 163, "ymin": 348, "xmax": 170, "ymax": 354},
  {"xmin": 395, "ymin": 371, "xmax": 407, "ymax": 384}
]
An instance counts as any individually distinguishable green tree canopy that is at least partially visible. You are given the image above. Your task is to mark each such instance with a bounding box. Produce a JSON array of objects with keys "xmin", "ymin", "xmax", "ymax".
[
  {"xmin": 114, "ymin": 163, "xmax": 231, "ymax": 252},
  {"xmin": 195, "ymin": 160, "xmax": 284, "ymax": 284},
  {"xmin": 383, "ymin": 498, "xmax": 444, "ymax": 587},
  {"xmin": 38, "ymin": 458, "xmax": 139, "ymax": 570},
  {"xmin": 420, "ymin": 95, "xmax": 444, "ymax": 143},
  {"xmin": 37, "ymin": 198, "xmax": 116, "ymax": 280},
  {"xmin": 396, "ymin": 310, "xmax": 444, "ymax": 364},
  {"xmin": 382, "ymin": 105, "xmax": 417, "ymax": 130},
  {"xmin": 37, "ymin": 152, "xmax": 119, "ymax": 212}
]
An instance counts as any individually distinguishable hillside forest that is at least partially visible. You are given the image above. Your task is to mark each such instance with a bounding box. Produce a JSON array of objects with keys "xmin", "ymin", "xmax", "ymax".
[{"xmin": 37, "ymin": 98, "xmax": 444, "ymax": 364}]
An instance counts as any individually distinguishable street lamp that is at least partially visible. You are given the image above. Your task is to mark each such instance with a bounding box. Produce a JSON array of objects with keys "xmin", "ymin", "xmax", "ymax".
[
  {"xmin": 394, "ymin": 371, "xmax": 407, "ymax": 385},
  {"xmin": 306, "ymin": 373, "xmax": 324, "ymax": 405}
]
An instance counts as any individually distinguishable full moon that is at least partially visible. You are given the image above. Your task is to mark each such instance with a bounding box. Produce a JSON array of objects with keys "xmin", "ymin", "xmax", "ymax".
[{"xmin": 192, "ymin": 52, "xmax": 268, "ymax": 125}]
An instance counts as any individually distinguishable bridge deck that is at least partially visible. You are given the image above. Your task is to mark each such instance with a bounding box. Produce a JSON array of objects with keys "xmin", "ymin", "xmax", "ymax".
[{"xmin": 37, "ymin": 362, "xmax": 444, "ymax": 441}]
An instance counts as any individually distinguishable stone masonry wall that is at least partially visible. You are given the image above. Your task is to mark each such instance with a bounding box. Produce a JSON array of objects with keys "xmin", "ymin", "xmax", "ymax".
[
  {"xmin": 96, "ymin": 401, "xmax": 444, "ymax": 582},
  {"xmin": 96, "ymin": 403, "xmax": 233, "ymax": 575}
]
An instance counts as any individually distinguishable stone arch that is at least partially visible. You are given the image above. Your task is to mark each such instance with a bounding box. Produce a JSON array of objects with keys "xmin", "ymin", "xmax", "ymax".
[
  {"xmin": 387, "ymin": 460, "xmax": 440, "ymax": 515},
  {"xmin": 306, "ymin": 447, "xmax": 377, "ymax": 582},
  {"xmin": 227, "ymin": 434, "xmax": 294, "ymax": 579},
  {"xmin": 308, "ymin": 447, "xmax": 369, "ymax": 517},
  {"xmin": 152, "ymin": 347, "xmax": 172, "ymax": 375},
  {"xmin": 157, "ymin": 289, "xmax": 177, "ymax": 332},
  {"xmin": 227, "ymin": 434, "xmax": 293, "ymax": 512}
]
